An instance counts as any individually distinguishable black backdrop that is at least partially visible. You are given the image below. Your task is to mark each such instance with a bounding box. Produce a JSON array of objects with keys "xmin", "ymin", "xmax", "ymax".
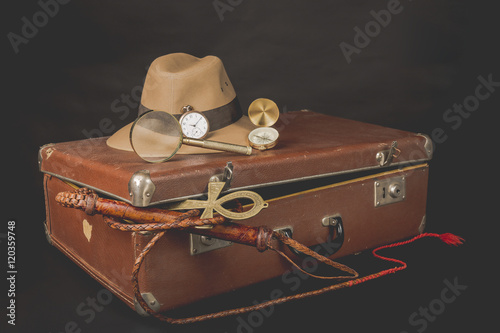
[{"xmin": 3, "ymin": 0, "xmax": 497, "ymax": 332}]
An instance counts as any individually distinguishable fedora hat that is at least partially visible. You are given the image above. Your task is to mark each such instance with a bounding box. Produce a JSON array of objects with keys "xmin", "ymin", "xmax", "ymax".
[{"xmin": 107, "ymin": 53, "xmax": 255, "ymax": 154}]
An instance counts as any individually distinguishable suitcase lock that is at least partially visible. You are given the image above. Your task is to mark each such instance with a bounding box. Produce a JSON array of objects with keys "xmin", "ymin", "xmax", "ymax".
[{"xmin": 374, "ymin": 176, "xmax": 406, "ymax": 207}]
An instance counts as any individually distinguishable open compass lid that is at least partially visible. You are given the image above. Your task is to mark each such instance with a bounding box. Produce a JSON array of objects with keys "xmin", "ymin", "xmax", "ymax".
[{"xmin": 248, "ymin": 98, "xmax": 280, "ymax": 127}]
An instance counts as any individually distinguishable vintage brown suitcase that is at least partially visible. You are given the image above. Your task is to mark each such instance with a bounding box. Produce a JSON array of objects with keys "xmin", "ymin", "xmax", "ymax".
[{"xmin": 39, "ymin": 110, "xmax": 433, "ymax": 317}]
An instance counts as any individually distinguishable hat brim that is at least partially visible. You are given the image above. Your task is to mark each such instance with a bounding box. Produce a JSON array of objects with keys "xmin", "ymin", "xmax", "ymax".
[{"xmin": 106, "ymin": 115, "xmax": 256, "ymax": 155}]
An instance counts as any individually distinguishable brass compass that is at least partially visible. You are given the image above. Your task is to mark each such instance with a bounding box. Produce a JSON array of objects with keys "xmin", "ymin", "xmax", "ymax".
[{"xmin": 247, "ymin": 98, "xmax": 280, "ymax": 150}]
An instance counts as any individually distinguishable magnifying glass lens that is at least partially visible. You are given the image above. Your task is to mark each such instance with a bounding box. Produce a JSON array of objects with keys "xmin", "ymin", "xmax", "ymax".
[{"xmin": 130, "ymin": 111, "xmax": 182, "ymax": 163}]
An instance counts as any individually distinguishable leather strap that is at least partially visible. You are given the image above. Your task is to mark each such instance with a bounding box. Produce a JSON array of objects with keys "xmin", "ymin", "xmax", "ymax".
[{"xmin": 138, "ymin": 97, "xmax": 242, "ymax": 132}]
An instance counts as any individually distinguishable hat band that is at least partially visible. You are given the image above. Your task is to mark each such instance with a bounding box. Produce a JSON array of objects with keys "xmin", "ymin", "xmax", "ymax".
[{"xmin": 138, "ymin": 97, "xmax": 242, "ymax": 132}]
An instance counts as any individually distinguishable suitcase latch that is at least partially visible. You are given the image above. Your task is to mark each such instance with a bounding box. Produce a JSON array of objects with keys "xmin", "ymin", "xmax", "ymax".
[
  {"xmin": 376, "ymin": 141, "xmax": 401, "ymax": 167},
  {"xmin": 209, "ymin": 161, "xmax": 234, "ymax": 191}
]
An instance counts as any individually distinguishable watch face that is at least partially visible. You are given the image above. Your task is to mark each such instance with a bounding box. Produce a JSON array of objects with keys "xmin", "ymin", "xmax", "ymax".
[
  {"xmin": 248, "ymin": 127, "xmax": 279, "ymax": 150},
  {"xmin": 179, "ymin": 111, "xmax": 209, "ymax": 139}
]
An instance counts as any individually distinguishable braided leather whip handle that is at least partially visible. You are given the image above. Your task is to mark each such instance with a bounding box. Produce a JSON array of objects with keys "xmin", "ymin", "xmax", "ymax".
[
  {"xmin": 55, "ymin": 188, "xmax": 226, "ymax": 229},
  {"xmin": 55, "ymin": 188, "xmax": 98, "ymax": 215}
]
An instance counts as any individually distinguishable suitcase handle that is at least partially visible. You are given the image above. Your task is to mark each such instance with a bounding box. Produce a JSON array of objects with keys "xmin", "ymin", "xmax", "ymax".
[{"xmin": 283, "ymin": 215, "xmax": 344, "ymax": 259}]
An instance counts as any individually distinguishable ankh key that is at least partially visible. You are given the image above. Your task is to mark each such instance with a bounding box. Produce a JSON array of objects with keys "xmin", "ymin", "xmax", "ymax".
[{"xmin": 167, "ymin": 181, "xmax": 268, "ymax": 220}]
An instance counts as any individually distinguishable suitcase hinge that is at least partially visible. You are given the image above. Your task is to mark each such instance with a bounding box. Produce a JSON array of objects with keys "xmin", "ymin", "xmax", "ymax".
[{"xmin": 376, "ymin": 141, "xmax": 401, "ymax": 167}]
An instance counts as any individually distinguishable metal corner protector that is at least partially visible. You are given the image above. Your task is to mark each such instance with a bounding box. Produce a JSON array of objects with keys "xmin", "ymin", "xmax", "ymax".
[
  {"xmin": 134, "ymin": 292, "xmax": 160, "ymax": 316},
  {"xmin": 128, "ymin": 170, "xmax": 156, "ymax": 207},
  {"xmin": 416, "ymin": 133, "xmax": 434, "ymax": 160},
  {"xmin": 418, "ymin": 215, "xmax": 426, "ymax": 234},
  {"xmin": 38, "ymin": 143, "xmax": 55, "ymax": 171}
]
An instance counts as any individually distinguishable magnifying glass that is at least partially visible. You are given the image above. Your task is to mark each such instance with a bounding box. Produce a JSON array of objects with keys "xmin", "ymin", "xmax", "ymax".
[{"xmin": 130, "ymin": 111, "xmax": 253, "ymax": 163}]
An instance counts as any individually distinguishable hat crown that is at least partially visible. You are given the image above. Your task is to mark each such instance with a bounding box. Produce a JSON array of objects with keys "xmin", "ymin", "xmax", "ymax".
[
  {"xmin": 141, "ymin": 53, "xmax": 236, "ymax": 114},
  {"xmin": 155, "ymin": 53, "xmax": 207, "ymax": 74}
]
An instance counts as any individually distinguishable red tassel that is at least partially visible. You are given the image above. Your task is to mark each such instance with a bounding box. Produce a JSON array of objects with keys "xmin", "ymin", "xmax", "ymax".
[
  {"xmin": 437, "ymin": 233, "xmax": 465, "ymax": 246},
  {"xmin": 371, "ymin": 232, "xmax": 464, "ymax": 268}
]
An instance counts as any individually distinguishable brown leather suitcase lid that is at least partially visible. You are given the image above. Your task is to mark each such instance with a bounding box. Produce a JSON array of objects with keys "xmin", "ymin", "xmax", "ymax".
[{"xmin": 39, "ymin": 111, "xmax": 432, "ymax": 206}]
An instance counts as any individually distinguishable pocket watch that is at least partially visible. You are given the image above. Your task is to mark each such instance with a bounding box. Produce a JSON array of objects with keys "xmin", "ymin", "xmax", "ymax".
[
  {"xmin": 179, "ymin": 105, "xmax": 210, "ymax": 139},
  {"xmin": 247, "ymin": 98, "xmax": 280, "ymax": 150}
]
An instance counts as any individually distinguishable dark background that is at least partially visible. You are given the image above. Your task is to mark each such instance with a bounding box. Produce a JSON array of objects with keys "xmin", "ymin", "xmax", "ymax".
[{"xmin": 3, "ymin": 0, "xmax": 497, "ymax": 332}]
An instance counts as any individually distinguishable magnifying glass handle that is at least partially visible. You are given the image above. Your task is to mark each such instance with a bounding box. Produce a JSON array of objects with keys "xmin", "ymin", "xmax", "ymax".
[{"xmin": 182, "ymin": 138, "xmax": 252, "ymax": 155}]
